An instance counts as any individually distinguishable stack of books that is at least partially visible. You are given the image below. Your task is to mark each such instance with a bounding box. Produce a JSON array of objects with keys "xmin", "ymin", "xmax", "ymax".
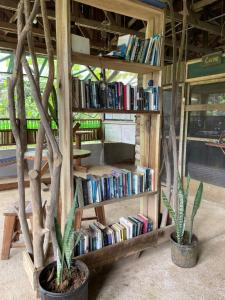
[
  {"xmin": 109, "ymin": 33, "xmax": 162, "ymax": 66},
  {"xmin": 72, "ymin": 77, "xmax": 159, "ymax": 111},
  {"xmin": 74, "ymin": 167, "xmax": 155, "ymax": 207},
  {"xmin": 75, "ymin": 214, "xmax": 153, "ymax": 255}
]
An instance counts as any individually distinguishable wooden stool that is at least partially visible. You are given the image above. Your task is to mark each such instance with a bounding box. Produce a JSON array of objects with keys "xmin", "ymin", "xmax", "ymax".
[
  {"xmin": 1, "ymin": 201, "xmax": 46, "ymax": 260},
  {"xmin": 1, "ymin": 202, "xmax": 32, "ymax": 260},
  {"xmin": 74, "ymin": 206, "xmax": 106, "ymax": 230}
]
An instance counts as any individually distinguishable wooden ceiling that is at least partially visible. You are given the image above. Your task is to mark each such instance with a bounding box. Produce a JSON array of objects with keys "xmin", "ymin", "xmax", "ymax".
[{"xmin": 0, "ymin": 0, "xmax": 224, "ymax": 63}]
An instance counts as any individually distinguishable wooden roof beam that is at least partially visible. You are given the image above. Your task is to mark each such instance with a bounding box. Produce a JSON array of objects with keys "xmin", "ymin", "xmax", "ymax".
[
  {"xmin": 74, "ymin": 0, "xmax": 162, "ymax": 20},
  {"xmin": 166, "ymin": 10, "xmax": 225, "ymax": 38},
  {"xmin": 165, "ymin": 38, "xmax": 213, "ymax": 54},
  {"xmin": 0, "ymin": 20, "xmax": 55, "ymax": 40},
  {"xmin": 0, "ymin": 0, "xmax": 55, "ymax": 20},
  {"xmin": 75, "ymin": 17, "xmax": 144, "ymax": 37},
  {"xmin": 192, "ymin": 0, "xmax": 218, "ymax": 12}
]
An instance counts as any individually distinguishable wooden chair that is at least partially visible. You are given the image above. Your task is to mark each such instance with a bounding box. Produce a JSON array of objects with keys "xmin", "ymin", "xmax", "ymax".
[
  {"xmin": 1, "ymin": 201, "xmax": 46, "ymax": 260},
  {"xmin": 74, "ymin": 206, "xmax": 106, "ymax": 230}
]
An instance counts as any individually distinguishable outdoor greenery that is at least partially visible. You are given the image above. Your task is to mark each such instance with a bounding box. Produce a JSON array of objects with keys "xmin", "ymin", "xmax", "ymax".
[{"xmin": 0, "ymin": 51, "xmax": 136, "ymax": 121}]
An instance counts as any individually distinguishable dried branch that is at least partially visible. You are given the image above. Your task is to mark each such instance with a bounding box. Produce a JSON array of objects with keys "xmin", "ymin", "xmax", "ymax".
[
  {"xmin": 161, "ymin": 0, "xmax": 188, "ymax": 225},
  {"xmin": 7, "ymin": 0, "xmax": 39, "ymax": 254}
]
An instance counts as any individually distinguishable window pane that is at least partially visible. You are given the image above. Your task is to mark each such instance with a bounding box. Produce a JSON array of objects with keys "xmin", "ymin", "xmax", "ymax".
[
  {"xmin": 190, "ymin": 82, "xmax": 225, "ymax": 105},
  {"xmin": 186, "ymin": 141, "xmax": 225, "ymax": 188},
  {"xmin": 188, "ymin": 111, "xmax": 225, "ymax": 139}
]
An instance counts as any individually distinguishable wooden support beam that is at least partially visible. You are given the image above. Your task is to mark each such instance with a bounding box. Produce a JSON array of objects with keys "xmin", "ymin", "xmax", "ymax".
[
  {"xmin": 0, "ymin": 40, "xmax": 48, "ymax": 55},
  {"xmin": 192, "ymin": 0, "xmax": 218, "ymax": 12},
  {"xmin": 128, "ymin": 18, "xmax": 137, "ymax": 28},
  {"xmin": 75, "ymin": 0, "xmax": 162, "ymax": 20},
  {"xmin": 0, "ymin": 0, "xmax": 55, "ymax": 20},
  {"xmin": 165, "ymin": 38, "xmax": 212, "ymax": 54},
  {"xmin": 166, "ymin": 10, "xmax": 225, "ymax": 38},
  {"xmin": 0, "ymin": 0, "xmax": 17, "ymax": 11},
  {"xmin": 56, "ymin": 0, "xmax": 73, "ymax": 226},
  {"xmin": 75, "ymin": 17, "xmax": 144, "ymax": 37},
  {"xmin": 0, "ymin": 21, "xmax": 55, "ymax": 40}
]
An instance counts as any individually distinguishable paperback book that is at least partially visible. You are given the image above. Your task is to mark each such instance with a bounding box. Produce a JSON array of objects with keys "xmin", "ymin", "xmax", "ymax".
[
  {"xmin": 72, "ymin": 77, "xmax": 159, "ymax": 111},
  {"xmin": 74, "ymin": 167, "xmax": 155, "ymax": 208},
  {"xmin": 75, "ymin": 214, "xmax": 154, "ymax": 256}
]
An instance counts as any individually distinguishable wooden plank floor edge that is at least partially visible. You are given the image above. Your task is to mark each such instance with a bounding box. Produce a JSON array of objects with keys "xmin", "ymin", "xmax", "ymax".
[{"xmin": 75, "ymin": 225, "xmax": 175, "ymax": 271}]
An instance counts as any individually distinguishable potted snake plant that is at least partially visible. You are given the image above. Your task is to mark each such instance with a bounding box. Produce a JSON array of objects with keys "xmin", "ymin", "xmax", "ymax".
[
  {"xmin": 38, "ymin": 189, "xmax": 89, "ymax": 299},
  {"xmin": 162, "ymin": 174, "xmax": 203, "ymax": 268}
]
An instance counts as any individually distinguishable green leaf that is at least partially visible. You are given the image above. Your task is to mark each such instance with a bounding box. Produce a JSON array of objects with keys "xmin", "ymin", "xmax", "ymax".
[
  {"xmin": 189, "ymin": 182, "xmax": 203, "ymax": 243},
  {"xmin": 177, "ymin": 173, "xmax": 186, "ymax": 242},
  {"xmin": 64, "ymin": 228, "xmax": 74, "ymax": 269},
  {"xmin": 162, "ymin": 191, "xmax": 176, "ymax": 223},
  {"xmin": 56, "ymin": 249, "xmax": 62, "ymax": 286},
  {"xmin": 54, "ymin": 217, "xmax": 63, "ymax": 255}
]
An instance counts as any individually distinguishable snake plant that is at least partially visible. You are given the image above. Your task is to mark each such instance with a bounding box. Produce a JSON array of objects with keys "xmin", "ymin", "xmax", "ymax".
[
  {"xmin": 54, "ymin": 187, "xmax": 81, "ymax": 286},
  {"xmin": 162, "ymin": 174, "xmax": 203, "ymax": 244},
  {"xmin": 48, "ymin": 85, "xmax": 58, "ymax": 127}
]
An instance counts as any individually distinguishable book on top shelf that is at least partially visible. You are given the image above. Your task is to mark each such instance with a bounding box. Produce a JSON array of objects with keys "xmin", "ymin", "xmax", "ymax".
[
  {"xmin": 106, "ymin": 33, "xmax": 162, "ymax": 67},
  {"xmin": 72, "ymin": 77, "xmax": 159, "ymax": 112},
  {"xmin": 75, "ymin": 214, "xmax": 154, "ymax": 256}
]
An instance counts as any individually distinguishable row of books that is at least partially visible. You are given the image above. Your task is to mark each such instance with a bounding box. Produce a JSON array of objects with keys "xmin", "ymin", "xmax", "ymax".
[
  {"xmin": 72, "ymin": 77, "xmax": 159, "ymax": 111},
  {"xmin": 74, "ymin": 167, "xmax": 155, "ymax": 207},
  {"xmin": 75, "ymin": 214, "xmax": 153, "ymax": 255},
  {"xmin": 110, "ymin": 33, "xmax": 162, "ymax": 66}
]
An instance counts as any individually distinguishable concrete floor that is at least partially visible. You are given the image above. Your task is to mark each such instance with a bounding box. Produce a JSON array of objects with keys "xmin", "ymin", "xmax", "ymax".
[{"xmin": 0, "ymin": 188, "xmax": 225, "ymax": 300}]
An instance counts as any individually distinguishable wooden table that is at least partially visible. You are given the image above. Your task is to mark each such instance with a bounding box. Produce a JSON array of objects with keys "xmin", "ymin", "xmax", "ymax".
[
  {"xmin": 75, "ymin": 130, "xmax": 93, "ymax": 171},
  {"xmin": 25, "ymin": 148, "xmax": 91, "ymax": 176}
]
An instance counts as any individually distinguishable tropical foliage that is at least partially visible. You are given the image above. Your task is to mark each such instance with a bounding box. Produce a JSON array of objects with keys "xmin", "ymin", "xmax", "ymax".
[{"xmin": 162, "ymin": 174, "xmax": 203, "ymax": 244}]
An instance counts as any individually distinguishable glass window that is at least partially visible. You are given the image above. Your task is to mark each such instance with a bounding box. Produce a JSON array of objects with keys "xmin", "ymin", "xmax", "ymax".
[
  {"xmin": 190, "ymin": 82, "xmax": 225, "ymax": 106},
  {"xmin": 186, "ymin": 140, "xmax": 225, "ymax": 188},
  {"xmin": 188, "ymin": 111, "xmax": 225, "ymax": 139}
]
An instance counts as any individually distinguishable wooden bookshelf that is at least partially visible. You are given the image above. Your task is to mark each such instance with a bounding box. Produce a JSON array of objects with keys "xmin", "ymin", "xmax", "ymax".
[
  {"xmin": 75, "ymin": 225, "xmax": 175, "ymax": 271},
  {"xmin": 78, "ymin": 191, "xmax": 157, "ymax": 210},
  {"xmin": 72, "ymin": 52, "xmax": 161, "ymax": 74},
  {"xmin": 72, "ymin": 108, "xmax": 160, "ymax": 114},
  {"xmin": 57, "ymin": 0, "xmax": 165, "ymax": 269}
]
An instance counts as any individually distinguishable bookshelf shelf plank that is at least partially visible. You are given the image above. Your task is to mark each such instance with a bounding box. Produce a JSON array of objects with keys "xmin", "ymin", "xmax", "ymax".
[
  {"xmin": 72, "ymin": 52, "xmax": 161, "ymax": 74},
  {"xmin": 78, "ymin": 191, "xmax": 157, "ymax": 210},
  {"xmin": 72, "ymin": 108, "xmax": 160, "ymax": 114},
  {"xmin": 74, "ymin": 225, "xmax": 175, "ymax": 271}
]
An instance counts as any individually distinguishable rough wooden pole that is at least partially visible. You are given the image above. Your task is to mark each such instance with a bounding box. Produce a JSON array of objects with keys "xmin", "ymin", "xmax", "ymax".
[
  {"xmin": 56, "ymin": 0, "xmax": 73, "ymax": 228},
  {"xmin": 16, "ymin": 63, "xmax": 27, "ymax": 153},
  {"xmin": 29, "ymin": 169, "xmax": 44, "ymax": 268},
  {"xmin": 7, "ymin": 0, "xmax": 40, "ymax": 255}
]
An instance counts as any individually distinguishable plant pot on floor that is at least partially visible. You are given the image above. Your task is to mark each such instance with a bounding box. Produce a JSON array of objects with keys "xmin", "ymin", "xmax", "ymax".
[
  {"xmin": 170, "ymin": 232, "xmax": 199, "ymax": 268},
  {"xmin": 39, "ymin": 260, "xmax": 89, "ymax": 300}
]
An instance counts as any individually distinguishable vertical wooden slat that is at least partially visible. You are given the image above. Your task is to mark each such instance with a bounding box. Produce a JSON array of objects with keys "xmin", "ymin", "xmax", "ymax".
[
  {"xmin": 140, "ymin": 12, "xmax": 164, "ymax": 229},
  {"xmin": 56, "ymin": 0, "xmax": 73, "ymax": 227},
  {"xmin": 178, "ymin": 83, "xmax": 186, "ymax": 175}
]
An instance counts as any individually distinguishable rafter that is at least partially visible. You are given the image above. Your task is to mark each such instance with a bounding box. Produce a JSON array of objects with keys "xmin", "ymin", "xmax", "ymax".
[
  {"xmin": 75, "ymin": 17, "xmax": 144, "ymax": 37},
  {"xmin": 166, "ymin": 10, "xmax": 225, "ymax": 38},
  {"xmin": 165, "ymin": 39, "xmax": 212, "ymax": 54},
  {"xmin": 192, "ymin": 0, "xmax": 218, "ymax": 12}
]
